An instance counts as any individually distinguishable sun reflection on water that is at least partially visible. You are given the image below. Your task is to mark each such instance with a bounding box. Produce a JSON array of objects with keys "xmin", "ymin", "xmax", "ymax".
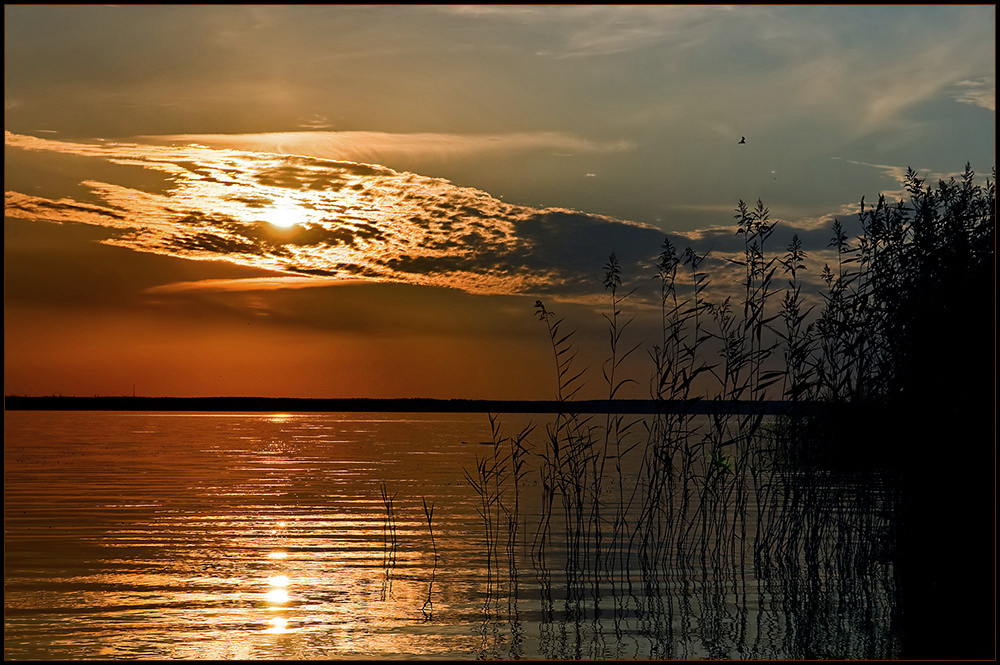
[
  {"xmin": 264, "ymin": 587, "xmax": 290, "ymax": 605},
  {"xmin": 265, "ymin": 616, "xmax": 290, "ymax": 634},
  {"xmin": 267, "ymin": 574, "xmax": 290, "ymax": 587},
  {"xmin": 3, "ymin": 412, "xmax": 519, "ymax": 659},
  {"xmin": 261, "ymin": 536, "xmax": 294, "ymax": 632}
]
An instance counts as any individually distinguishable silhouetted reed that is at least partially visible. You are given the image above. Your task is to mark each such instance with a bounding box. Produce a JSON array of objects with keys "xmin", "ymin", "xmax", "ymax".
[
  {"xmin": 378, "ymin": 481, "xmax": 398, "ymax": 600},
  {"xmin": 420, "ymin": 496, "xmax": 437, "ymax": 620},
  {"xmin": 597, "ymin": 253, "xmax": 643, "ymax": 580},
  {"xmin": 467, "ymin": 413, "xmax": 534, "ymax": 659},
  {"xmin": 464, "ymin": 164, "xmax": 993, "ymax": 659}
]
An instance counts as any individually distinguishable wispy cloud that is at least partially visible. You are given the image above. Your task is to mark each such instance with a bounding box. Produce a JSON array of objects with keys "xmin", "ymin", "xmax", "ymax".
[
  {"xmin": 140, "ymin": 130, "xmax": 636, "ymax": 164},
  {"xmin": 952, "ymin": 78, "xmax": 996, "ymax": 111},
  {"xmin": 784, "ymin": 47, "xmax": 992, "ymax": 137},
  {"xmin": 441, "ymin": 5, "xmax": 731, "ymax": 57},
  {"xmin": 144, "ymin": 275, "xmax": 352, "ymax": 294},
  {"xmin": 830, "ymin": 157, "xmax": 979, "ymax": 209}
]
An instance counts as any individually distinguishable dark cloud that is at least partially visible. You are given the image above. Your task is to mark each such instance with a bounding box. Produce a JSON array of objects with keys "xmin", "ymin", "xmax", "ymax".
[
  {"xmin": 285, "ymin": 266, "xmax": 341, "ymax": 277},
  {"xmin": 253, "ymin": 159, "xmax": 395, "ymax": 192},
  {"xmin": 4, "ymin": 194, "xmax": 128, "ymax": 222},
  {"xmin": 509, "ymin": 209, "xmax": 665, "ymax": 292},
  {"xmin": 165, "ymin": 231, "xmax": 291, "ymax": 257}
]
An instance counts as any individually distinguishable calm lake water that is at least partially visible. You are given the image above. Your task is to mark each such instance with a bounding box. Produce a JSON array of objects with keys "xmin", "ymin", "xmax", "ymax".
[{"xmin": 5, "ymin": 410, "xmax": 905, "ymax": 660}]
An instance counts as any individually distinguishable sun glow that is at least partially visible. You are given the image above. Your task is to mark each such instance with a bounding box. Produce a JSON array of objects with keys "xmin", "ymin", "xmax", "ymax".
[{"xmin": 267, "ymin": 202, "xmax": 303, "ymax": 228}]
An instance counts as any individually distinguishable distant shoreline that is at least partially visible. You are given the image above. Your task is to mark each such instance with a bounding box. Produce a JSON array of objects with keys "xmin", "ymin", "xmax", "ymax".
[{"xmin": 4, "ymin": 395, "xmax": 832, "ymax": 415}]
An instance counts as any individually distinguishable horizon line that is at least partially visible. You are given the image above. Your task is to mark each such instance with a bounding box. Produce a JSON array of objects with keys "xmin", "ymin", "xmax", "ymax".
[{"xmin": 5, "ymin": 394, "xmax": 844, "ymax": 415}]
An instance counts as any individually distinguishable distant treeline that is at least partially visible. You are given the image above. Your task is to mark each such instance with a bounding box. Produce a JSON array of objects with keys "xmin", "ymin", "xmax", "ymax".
[{"xmin": 4, "ymin": 394, "xmax": 834, "ymax": 415}]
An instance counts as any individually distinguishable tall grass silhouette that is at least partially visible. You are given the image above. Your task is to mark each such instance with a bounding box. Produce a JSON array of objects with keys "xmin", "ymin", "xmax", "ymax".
[{"xmin": 463, "ymin": 164, "xmax": 994, "ymax": 659}]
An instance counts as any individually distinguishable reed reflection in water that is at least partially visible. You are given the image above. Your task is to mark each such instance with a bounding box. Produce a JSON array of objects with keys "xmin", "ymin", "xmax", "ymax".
[
  {"xmin": 468, "ymin": 410, "xmax": 902, "ymax": 661},
  {"xmin": 4, "ymin": 410, "xmax": 902, "ymax": 660}
]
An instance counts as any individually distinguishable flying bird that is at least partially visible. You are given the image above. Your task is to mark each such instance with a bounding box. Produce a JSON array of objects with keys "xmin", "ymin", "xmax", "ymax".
[{"xmin": 738, "ymin": 136, "xmax": 746, "ymax": 144}]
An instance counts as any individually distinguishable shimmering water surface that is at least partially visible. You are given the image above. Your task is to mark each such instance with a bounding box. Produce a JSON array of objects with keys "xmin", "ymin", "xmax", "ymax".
[{"xmin": 5, "ymin": 410, "xmax": 903, "ymax": 660}]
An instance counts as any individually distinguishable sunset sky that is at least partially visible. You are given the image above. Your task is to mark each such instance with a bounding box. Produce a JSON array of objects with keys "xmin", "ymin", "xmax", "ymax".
[{"xmin": 4, "ymin": 4, "xmax": 995, "ymax": 400}]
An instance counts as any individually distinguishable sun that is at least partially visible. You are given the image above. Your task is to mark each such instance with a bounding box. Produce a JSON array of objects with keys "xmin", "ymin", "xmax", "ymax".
[{"xmin": 267, "ymin": 202, "xmax": 303, "ymax": 228}]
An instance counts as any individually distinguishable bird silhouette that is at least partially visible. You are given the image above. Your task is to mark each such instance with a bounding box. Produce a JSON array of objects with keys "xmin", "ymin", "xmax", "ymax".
[{"xmin": 738, "ymin": 136, "xmax": 746, "ymax": 144}]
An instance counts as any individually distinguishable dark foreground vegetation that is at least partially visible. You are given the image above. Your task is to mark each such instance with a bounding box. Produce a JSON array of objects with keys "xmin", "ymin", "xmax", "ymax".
[
  {"xmin": 5, "ymin": 166, "xmax": 993, "ymax": 659},
  {"xmin": 465, "ymin": 165, "xmax": 994, "ymax": 659}
]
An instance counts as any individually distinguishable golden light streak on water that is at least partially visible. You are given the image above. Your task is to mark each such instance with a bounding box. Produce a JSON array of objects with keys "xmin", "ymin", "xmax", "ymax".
[
  {"xmin": 267, "ymin": 574, "xmax": 290, "ymax": 587},
  {"xmin": 3, "ymin": 411, "xmax": 506, "ymax": 659},
  {"xmin": 265, "ymin": 588, "xmax": 290, "ymax": 605},
  {"xmin": 265, "ymin": 616, "xmax": 290, "ymax": 634}
]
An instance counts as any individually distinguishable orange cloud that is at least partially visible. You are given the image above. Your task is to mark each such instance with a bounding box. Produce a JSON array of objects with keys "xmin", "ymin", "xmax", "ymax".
[{"xmin": 5, "ymin": 132, "xmax": 661, "ymax": 300}]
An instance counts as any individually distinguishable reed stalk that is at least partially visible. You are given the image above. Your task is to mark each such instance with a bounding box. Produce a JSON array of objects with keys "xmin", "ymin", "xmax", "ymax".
[{"xmin": 378, "ymin": 481, "xmax": 398, "ymax": 600}]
